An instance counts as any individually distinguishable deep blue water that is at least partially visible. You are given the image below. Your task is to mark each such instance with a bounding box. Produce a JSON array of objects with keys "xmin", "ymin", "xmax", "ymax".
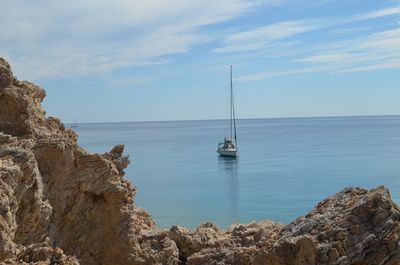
[{"xmin": 74, "ymin": 116, "xmax": 400, "ymax": 229}]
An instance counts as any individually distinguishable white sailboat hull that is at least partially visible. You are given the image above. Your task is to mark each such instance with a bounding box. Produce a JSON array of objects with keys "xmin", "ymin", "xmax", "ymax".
[{"xmin": 217, "ymin": 148, "xmax": 238, "ymax": 157}]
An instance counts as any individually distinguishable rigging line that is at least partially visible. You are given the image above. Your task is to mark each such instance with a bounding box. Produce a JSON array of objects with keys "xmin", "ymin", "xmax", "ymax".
[
  {"xmin": 232, "ymin": 91, "xmax": 237, "ymax": 145},
  {"xmin": 230, "ymin": 65, "xmax": 233, "ymax": 140},
  {"xmin": 231, "ymin": 66, "xmax": 237, "ymax": 145}
]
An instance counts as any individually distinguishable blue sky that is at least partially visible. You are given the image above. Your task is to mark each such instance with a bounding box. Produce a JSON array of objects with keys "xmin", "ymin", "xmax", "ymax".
[{"xmin": 1, "ymin": 0, "xmax": 399, "ymax": 122}]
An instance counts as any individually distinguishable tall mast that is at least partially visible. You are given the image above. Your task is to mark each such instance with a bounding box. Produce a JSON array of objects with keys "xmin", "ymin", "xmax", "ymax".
[
  {"xmin": 230, "ymin": 65, "xmax": 233, "ymax": 140},
  {"xmin": 231, "ymin": 66, "xmax": 237, "ymax": 144}
]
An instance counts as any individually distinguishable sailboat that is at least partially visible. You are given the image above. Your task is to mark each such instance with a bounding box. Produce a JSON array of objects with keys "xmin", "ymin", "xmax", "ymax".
[
  {"xmin": 71, "ymin": 117, "xmax": 78, "ymax": 128},
  {"xmin": 217, "ymin": 65, "xmax": 238, "ymax": 157}
]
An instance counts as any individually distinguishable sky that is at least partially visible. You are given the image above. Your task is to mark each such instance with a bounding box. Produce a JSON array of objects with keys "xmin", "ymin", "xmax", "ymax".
[{"xmin": 1, "ymin": 0, "xmax": 399, "ymax": 122}]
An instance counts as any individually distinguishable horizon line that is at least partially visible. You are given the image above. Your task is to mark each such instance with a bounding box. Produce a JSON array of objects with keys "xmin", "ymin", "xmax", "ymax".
[{"xmin": 63, "ymin": 114, "xmax": 400, "ymax": 125}]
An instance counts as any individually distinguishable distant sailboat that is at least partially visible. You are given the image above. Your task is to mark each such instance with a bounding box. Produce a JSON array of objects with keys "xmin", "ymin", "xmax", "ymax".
[
  {"xmin": 217, "ymin": 65, "xmax": 238, "ymax": 157},
  {"xmin": 71, "ymin": 117, "xmax": 78, "ymax": 128}
]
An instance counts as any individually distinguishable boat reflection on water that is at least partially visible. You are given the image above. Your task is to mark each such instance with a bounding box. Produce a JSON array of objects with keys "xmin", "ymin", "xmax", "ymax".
[{"xmin": 218, "ymin": 156, "xmax": 239, "ymax": 222}]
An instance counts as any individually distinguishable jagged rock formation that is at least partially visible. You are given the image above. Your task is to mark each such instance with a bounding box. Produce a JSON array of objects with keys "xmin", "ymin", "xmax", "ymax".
[
  {"xmin": 1, "ymin": 57, "xmax": 400, "ymax": 264},
  {"xmin": 0, "ymin": 57, "xmax": 178, "ymax": 264},
  {"xmin": 170, "ymin": 186, "xmax": 400, "ymax": 265}
]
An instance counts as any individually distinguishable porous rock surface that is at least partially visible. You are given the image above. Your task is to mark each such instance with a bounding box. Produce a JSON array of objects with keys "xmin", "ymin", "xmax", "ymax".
[
  {"xmin": 1, "ymin": 57, "xmax": 400, "ymax": 264},
  {"xmin": 0, "ymin": 57, "xmax": 178, "ymax": 264}
]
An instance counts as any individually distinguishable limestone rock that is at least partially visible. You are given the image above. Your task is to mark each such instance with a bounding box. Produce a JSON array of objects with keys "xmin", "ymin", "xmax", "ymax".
[
  {"xmin": 167, "ymin": 187, "xmax": 400, "ymax": 265},
  {"xmin": 3, "ymin": 241, "xmax": 80, "ymax": 265},
  {"xmin": 0, "ymin": 58, "xmax": 13, "ymax": 89},
  {"xmin": 102, "ymin": 144, "xmax": 131, "ymax": 176},
  {"xmin": 0, "ymin": 79, "xmax": 46, "ymax": 137},
  {"xmin": 0, "ymin": 57, "xmax": 176, "ymax": 264},
  {"xmin": 172, "ymin": 221, "xmax": 283, "ymax": 265}
]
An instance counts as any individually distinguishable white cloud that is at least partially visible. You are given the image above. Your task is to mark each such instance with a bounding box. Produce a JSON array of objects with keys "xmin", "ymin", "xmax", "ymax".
[
  {"xmin": 235, "ymin": 65, "xmax": 336, "ymax": 81},
  {"xmin": 349, "ymin": 6, "xmax": 400, "ymax": 21},
  {"xmin": 338, "ymin": 58, "xmax": 400, "ymax": 73},
  {"xmin": 0, "ymin": 0, "xmax": 272, "ymax": 80},
  {"xmin": 214, "ymin": 20, "xmax": 325, "ymax": 53},
  {"xmin": 300, "ymin": 28, "xmax": 400, "ymax": 64},
  {"xmin": 1, "ymin": 1, "xmax": 399, "ymax": 82},
  {"xmin": 329, "ymin": 27, "xmax": 370, "ymax": 35},
  {"xmin": 238, "ymin": 27, "xmax": 400, "ymax": 81},
  {"xmin": 229, "ymin": 4, "xmax": 400, "ymax": 81},
  {"xmin": 215, "ymin": 5, "xmax": 400, "ymax": 56}
]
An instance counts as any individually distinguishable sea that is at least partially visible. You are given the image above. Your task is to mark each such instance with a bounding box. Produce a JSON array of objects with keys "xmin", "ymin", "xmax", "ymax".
[{"xmin": 74, "ymin": 116, "xmax": 400, "ymax": 229}]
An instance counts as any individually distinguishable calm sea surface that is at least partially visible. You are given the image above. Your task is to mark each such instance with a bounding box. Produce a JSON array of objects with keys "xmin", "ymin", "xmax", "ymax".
[{"xmin": 74, "ymin": 116, "xmax": 400, "ymax": 229}]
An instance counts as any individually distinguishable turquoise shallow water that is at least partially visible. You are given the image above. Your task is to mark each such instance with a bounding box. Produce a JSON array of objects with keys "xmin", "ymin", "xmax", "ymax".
[{"xmin": 74, "ymin": 116, "xmax": 400, "ymax": 229}]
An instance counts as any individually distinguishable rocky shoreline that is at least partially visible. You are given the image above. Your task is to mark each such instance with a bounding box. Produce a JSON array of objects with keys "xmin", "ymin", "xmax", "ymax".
[{"xmin": 1, "ymin": 57, "xmax": 400, "ymax": 264}]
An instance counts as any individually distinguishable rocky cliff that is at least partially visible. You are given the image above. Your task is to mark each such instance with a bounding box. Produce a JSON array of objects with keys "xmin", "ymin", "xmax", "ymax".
[{"xmin": 1, "ymin": 57, "xmax": 400, "ymax": 264}]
